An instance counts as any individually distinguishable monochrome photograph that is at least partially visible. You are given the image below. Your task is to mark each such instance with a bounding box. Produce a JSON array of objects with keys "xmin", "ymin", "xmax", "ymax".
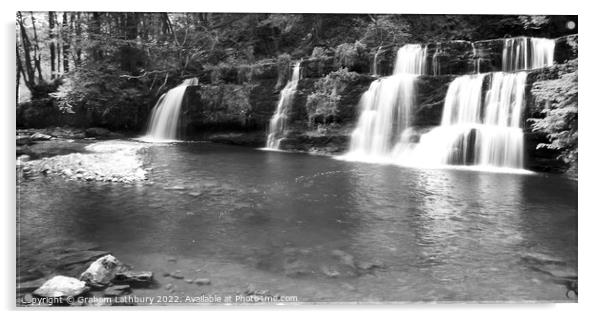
[{"xmin": 15, "ymin": 9, "xmax": 578, "ymax": 307}]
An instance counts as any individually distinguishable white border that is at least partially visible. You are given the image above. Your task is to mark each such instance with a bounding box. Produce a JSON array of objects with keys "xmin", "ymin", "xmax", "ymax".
[{"xmin": 2, "ymin": 1, "xmax": 599, "ymax": 318}]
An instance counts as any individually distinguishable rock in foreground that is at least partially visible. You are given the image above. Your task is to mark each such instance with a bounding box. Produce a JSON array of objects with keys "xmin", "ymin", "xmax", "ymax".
[
  {"xmin": 33, "ymin": 275, "xmax": 89, "ymax": 298},
  {"xmin": 80, "ymin": 254, "xmax": 122, "ymax": 287}
]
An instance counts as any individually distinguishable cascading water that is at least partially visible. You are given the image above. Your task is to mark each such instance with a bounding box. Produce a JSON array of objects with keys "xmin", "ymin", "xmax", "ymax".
[
  {"xmin": 399, "ymin": 72, "xmax": 527, "ymax": 169},
  {"xmin": 472, "ymin": 43, "xmax": 480, "ymax": 74},
  {"xmin": 143, "ymin": 78, "xmax": 199, "ymax": 142},
  {"xmin": 398, "ymin": 36, "xmax": 555, "ymax": 172},
  {"xmin": 502, "ymin": 37, "xmax": 555, "ymax": 71},
  {"xmin": 265, "ymin": 62, "xmax": 301, "ymax": 149},
  {"xmin": 342, "ymin": 44, "xmax": 427, "ymax": 162},
  {"xmin": 372, "ymin": 46, "xmax": 382, "ymax": 76},
  {"xmin": 432, "ymin": 44, "xmax": 442, "ymax": 76}
]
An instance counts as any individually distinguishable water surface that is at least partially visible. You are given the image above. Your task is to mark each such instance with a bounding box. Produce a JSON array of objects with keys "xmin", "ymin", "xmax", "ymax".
[{"xmin": 17, "ymin": 142, "xmax": 577, "ymax": 303}]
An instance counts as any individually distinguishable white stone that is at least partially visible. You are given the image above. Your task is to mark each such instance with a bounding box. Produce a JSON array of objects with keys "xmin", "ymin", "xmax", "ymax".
[{"xmin": 33, "ymin": 275, "xmax": 89, "ymax": 298}]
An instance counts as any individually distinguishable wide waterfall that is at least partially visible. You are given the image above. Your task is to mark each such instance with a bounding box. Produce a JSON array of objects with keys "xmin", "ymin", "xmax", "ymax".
[
  {"xmin": 398, "ymin": 36, "xmax": 554, "ymax": 172},
  {"xmin": 343, "ymin": 44, "xmax": 427, "ymax": 162},
  {"xmin": 399, "ymin": 72, "xmax": 527, "ymax": 169},
  {"xmin": 265, "ymin": 62, "xmax": 301, "ymax": 149},
  {"xmin": 143, "ymin": 78, "xmax": 199, "ymax": 142}
]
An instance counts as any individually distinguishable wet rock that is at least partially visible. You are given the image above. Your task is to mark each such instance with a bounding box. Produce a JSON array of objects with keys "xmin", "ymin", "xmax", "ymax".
[
  {"xmin": 194, "ymin": 278, "xmax": 211, "ymax": 285},
  {"xmin": 33, "ymin": 275, "xmax": 89, "ymax": 298},
  {"xmin": 30, "ymin": 132, "xmax": 53, "ymax": 141},
  {"xmin": 170, "ymin": 272, "xmax": 185, "ymax": 280},
  {"xmin": 113, "ymin": 271, "xmax": 154, "ymax": 287},
  {"xmin": 103, "ymin": 284, "xmax": 131, "ymax": 297},
  {"xmin": 80, "ymin": 254, "xmax": 122, "ymax": 287}
]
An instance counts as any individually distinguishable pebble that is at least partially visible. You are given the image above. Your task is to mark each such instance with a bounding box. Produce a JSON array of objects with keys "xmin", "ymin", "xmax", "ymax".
[{"xmin": 195, "ymin": 278, "xmax": 211, "ymax": 285}]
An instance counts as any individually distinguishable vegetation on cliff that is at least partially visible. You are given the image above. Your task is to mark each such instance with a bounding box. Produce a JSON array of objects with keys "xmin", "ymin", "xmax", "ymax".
[{"xmin": 530, "ymin": 60, "xmax": 578, "ymax": 174}]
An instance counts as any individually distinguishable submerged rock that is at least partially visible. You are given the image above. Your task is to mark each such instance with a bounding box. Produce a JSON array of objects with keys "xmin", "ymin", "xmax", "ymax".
[
  {"xmin": 194, "ymin": 278, "xmax": 211, "ymax": 286},
  {"xmin": 33, "ymin": 275, "xmax": 89, "ymax": 298},
  {"xmin": 113, "ymin": 271, "xmax": 154, "ymax": 287},
  {"xmin": 80, "ymin": 254, "xmax": 122, "ymax": 287}
]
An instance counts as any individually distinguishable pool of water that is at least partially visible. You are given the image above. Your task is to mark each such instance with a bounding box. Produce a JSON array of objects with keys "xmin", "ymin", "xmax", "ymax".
[{"xmin": 17, "ymin": 141, "xmax": 578, "ymax": 303}]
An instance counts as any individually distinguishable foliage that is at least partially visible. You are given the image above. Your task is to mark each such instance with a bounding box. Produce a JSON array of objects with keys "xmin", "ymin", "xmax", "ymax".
[
  {"xmin": 305, "ymin": 68, "xmax": 359, "ymax": 127},
  {"xmin": 334, "ymin": 41, "xmax": 369, "ymax": 72},
  {"xmin": 359, "ymin": 15, "xmax": 410, "ymax": 47},
  {"xmin": 529, "ymin": 70, "xmax": 578, "ymax": 171},
  {"xmin": 310, "ymin": 47, "xmax": 331, "ymax": 59}
]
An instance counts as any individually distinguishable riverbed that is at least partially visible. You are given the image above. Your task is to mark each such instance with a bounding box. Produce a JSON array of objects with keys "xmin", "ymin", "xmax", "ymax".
[{"xmin": 17, "ymin": 141, "xmax": 578, "ymax": 304}]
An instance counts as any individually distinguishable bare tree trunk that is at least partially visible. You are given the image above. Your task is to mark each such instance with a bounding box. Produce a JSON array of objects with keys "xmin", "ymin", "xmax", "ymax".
[
  {"xmin": 74, "ymin": 12, "xmax": 82, "ymax": 65},
  {"xmin": 62, "ymin": 12, "xmax": 70, "ymax": 72},
  {"xmin": 30, "ymin": 13, "xmax": 43, "ymax": 81},
  {"xmin": 48, "ymin": 12, "xmax": 56, "ymax": 79}
]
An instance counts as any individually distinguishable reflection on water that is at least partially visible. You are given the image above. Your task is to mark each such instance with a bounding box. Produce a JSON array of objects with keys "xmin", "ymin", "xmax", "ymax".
[{"xmin": 17, "ymin": 142, "xmax": 577, "ymax": 302}]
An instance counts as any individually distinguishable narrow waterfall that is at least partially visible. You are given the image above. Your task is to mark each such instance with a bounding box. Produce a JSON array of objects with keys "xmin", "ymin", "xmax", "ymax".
[
  {"xmin": 372, "ymin": 46, "xmax": 382, "ymax": 76},
  {"xmin": 398, "ymin": 36, "xmax": 554, "ymax": 172},
  {"xmin": 265, "ymin": 62, "xmax": 301, "ymax": 149},
  {"xmin": 343, "ymin": 44, "xmax": 427, "ymax": 162},
  {"xmin": 472, "ymin": 43, "xmax": 480, "ymax": 73},
  {"xmin": 502, "ymin": 37, "xmax": 555, "ymax": 71},
  {"xmin": 144, "ymin": 78, "xmax": 199, "ymax": 141},
  {"xmin": 432, "ymin": 44, "xmax": 442, "ymax": 76}
]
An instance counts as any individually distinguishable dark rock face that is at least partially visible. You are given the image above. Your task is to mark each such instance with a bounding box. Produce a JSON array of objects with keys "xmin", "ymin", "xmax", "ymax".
[
  {"xmin": 426, "ymin": 41, "xmax": 478, "ymax": 75},
  {"xmin": 300, "ymin": 57, "xmax": 338, "ymax": 78},
  {"xmin": 413, "ymin": 75, "xmax": 455, "ymax": 127}
]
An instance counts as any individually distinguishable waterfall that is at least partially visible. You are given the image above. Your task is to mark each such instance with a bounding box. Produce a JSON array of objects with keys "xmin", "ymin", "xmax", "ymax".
[
  {"xmin": 265, "ymin": 62, "xmax": 301, "ymax": 149},
  {"xmin": 502, "ymin": 37, "xmax": 555, "ymax": 71},
  {"xmin": 398, "ymin": 37, "xmax": 553, "ymax": 172},
  {"xmin": 343, "ymin": 44, "xmax": 427, "ymax": 162},
  {"xmin": 143, "ymin": 78, "xmax": 199, "ymax": 142},
  {"xmin": 472, "ymin": 43, "xmax": 480, "ymax": 74},
  {"xmin": 432, "ymin": 44, "xmax": 441, "ymax": 76},
  {"xmin": 400, "ymin": 73, "xmax": 527, "ymax": 169},
  {"xmin": 372, "ymin": 46, "xmax": 382, "ymax": 76}
]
